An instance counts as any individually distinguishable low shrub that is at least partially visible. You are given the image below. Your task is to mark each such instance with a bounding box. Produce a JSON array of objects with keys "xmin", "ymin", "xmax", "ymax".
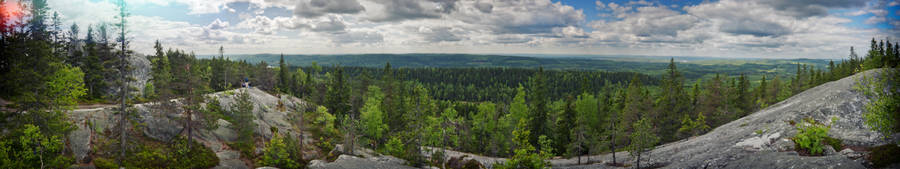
[
  {"xmin": 870, "ymin": 144, "xmax": 900, "ymax": 168},
  {"xmin": 792, "ymin": 118, "xmax": 830, "ymax": 156},
  {"xmin": 93, "ymin": 157, "xmax": 117, "ymax": 169}
]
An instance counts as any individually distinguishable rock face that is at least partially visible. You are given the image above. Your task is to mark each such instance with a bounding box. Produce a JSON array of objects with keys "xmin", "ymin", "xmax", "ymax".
[
  {"xmin": 102, "ymin": 53, "xmax": 152, "ymax": 98},
  {"xmin": 310, "ymin": 155, "xmax": 418, "ymax": 169},
  {"xmin": 552, "ymin": 69, "xmax": 896, "ymax": 168},
  {"xmin": 66, "ymin": 87, "xmax": 315, "ymax": 169}
]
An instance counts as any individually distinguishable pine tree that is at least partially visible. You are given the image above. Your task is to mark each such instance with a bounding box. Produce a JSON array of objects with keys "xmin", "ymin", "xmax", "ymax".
[
  {"xmin": 278, "ymin": 54, "xmax": 289, "ymax": 93},
  {"xmin": 528, "ymin": 66, "xmax": 550, "ymax": 150},
  {"xmin": 629, "ymin": 117, "xmax": 659, "ymax": 169},
  {"xmin": 326, "ymin": 65, "xmax": 351, "ymax": 121},
  {"xmin": 555, "ymin": 95, "xmax": 575, "ymax": 157},
  {"xmin": 864, "ymin": 38, "xmax": 884, "ymax": 70},
  {"xmin": 231, "ymin": 89, "xmax": 256, "ymax": 154},
  {"xmin": 769, "ymin": 75, "xmax": 782, "ymax": 104},
  {"xmin": 66, "ymin": 23, "xmax": 82, "ymax": 67},
  {"xmin": 755, "ymin": 75, "xmax": 768, "ymax": 108},
  {"xmin": 736, "ymin": 73, "xmax": 750, "ymax": 116},
  {"xmin": 572, "ymin": 92, "xmax": 600, "ymax": 161},
  {"xmin": 657, "ymin": 58, "xmax": 689, "ymax": 141},
  {"xmin": 149, "ymin": 40, "xmax": 172, "ymax": 100},
  {"xmin": 113, "ymin": 0, "xmax": 131, "ymax": 166}
]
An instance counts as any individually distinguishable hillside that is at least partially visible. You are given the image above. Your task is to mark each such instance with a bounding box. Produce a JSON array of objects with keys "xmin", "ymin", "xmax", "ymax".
[
  {"xmin": 546, "ymin": 69, "xmax": 897, "ymax": 168},
  {"xmin": 67, "ymin": 87, "xmax": 317, "ymax": 169}
]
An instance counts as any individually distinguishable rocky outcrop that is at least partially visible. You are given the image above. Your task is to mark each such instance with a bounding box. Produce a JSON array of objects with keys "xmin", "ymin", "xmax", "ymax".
[
  {"xmin": 552, "ymin": 69, "xmax": 897, "ymax": 168},
  {"xmin": 310, "ymin": 155, "xmax": 417, "ymax": 169},
  {"xmin": 101, "ymin": 53, "xmax": 152, "ymax": 98},
  {"xmin": 66, "ymin": 87, "xmax": 316, "ymax": 169}
]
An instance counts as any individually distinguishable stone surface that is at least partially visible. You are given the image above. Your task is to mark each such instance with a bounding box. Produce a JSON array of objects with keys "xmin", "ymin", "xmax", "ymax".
[
  {"xmin": 840, "ymin": 148, "xmax": 863, "ymax": 159},
  {"xmin": 67, "ymin": 118, "xmax": 92, "ymax": 164},
  {"xmin": 213, "ymin": 119, "xmax": 238, "ymax": 142},
  {"xmin": 724, "ymin": 151, "xmax": 864, "ymax": 169},
  {"xmin": 309, "ymin": 155, "xmax": 418, "ymax": 169}
]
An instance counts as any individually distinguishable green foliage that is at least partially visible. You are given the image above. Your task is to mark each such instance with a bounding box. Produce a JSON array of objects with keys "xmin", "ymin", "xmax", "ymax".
[
  {"xmin": 308, "ymin": 105, "xmax": 338, "ymax": 136},
  {"xmin": 472, "ymin": 101, "xmax": 498, "ymax": 153},
  {"xmin": 528, "ymin": 67, "xmax": 551, "ymax": 150},
  {"xmin": 260, "ymin": 132, "xmax": 304, "ymax": 169},
  {"xmin": 317, "ymin": 137, "xmax": 335, "ymax": 154},
  {"xmin": 326, "ymin": 66, "xmax": 351, "ymax": 119},
  {"xmin": 361, "ymin": 85, "xmax": 388, "ymax": 147},
  {"xmin": 385, "ymin": 136, "xmax": 406, "ymax": 157},
  {"xmin": 824, "ymin": 137, "xmax": 843, "ymax": 151},
  {"xmin": 677, "ymin": 112, "xmax": 711, "ymax": 137},
  {"xmin": 169, "ymin": 137, "xmax": 219, "ymax": 169},
  {"xmin": 869, "ymin": 144, "xmax": 900, "ymax": 168},
  {"xmin": 93, "ymin": 157, "xmax": 118, "ymax": 169},
  {"xmin": 657, "ymin": 58, "xmax": 690, "ymax": 142},
  {"xmin": 230, "ymin": 89, "xmax": 257, "ymax": 158},
  {"xmin": 856, "ymin": 70, "xmax": 900, "ymax": 142},
  {"xmin": 628, "ymin": 117, "xmax": 659, "ymax": 168},
  {"xmin": 571, "ymin": 92, "xmax": 602, "ymax": 157},
  {"xmin": 509, "ymin": 85, "xmax": 529, "ymax": 125},
  {"xmin": 0, "ymin": 124, "xmax": 73, "ymax": 169},
  {"xmin": 494, "ymin": 119, "xmax": 549, "ymax": 169},
  {"xmin": 792, "ymin": 119, "xmax": 830, "ymax": 156},
  {"xmin": 44, "ymin": 63, "xmax": 88, "ymax": 109},
  {"xmin": 97, "ymin": 137, "xmax": 219, "ymax": 169},
  {"xmin": 201, "ymin": 96, "xmax": 227, "ymax": 129}
]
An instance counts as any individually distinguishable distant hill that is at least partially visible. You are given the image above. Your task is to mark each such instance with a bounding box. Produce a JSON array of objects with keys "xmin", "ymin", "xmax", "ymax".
[{"xmin": 208, "ymin": 53, "xmax": 831, "ymax": 82}]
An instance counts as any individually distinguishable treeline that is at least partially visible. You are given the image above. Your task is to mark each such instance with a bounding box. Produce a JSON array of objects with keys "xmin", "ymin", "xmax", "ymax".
[{"xmin": 293, "ymin": 66, "xmax": 657, "ymax": 102}]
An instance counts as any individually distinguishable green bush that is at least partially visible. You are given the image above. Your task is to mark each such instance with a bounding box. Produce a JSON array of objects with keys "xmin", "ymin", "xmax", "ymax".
[
  {"xmin": 0, "ymin": 124, "xmax": 74, "ymax": 169},
  {"xmin": 870, "ymin": 144, "xmax": 900, "ymax": 168},
  {"xmin": 824, "ymin": 137, "xmax": 843, "ymax": 151},
  {"xmin": 856, "ymin": 71, "xmax": 900, "ymax": 143},
  {"xmin": 493, "ymin": 120, "xmax": 548, "ymax": 169},
  {"xmin": 169, "ymin": 137, "xmax": 219, "ymax": 169},
  {"xmin": 93, "ymin": 137, "xmax": 218, "ymax": 169},
  {"xmin": 792, "ymin": 119, "xmax": 830, "ymax": 156},
  {"xmin": 93, "ymin": 157, "xmax": 117, "ymax": 169},
  {"xmin": 229, "ymin": 141, "xmax": 257, "ymax": 160},
  {"xmin": 384, "ymin": 136, "xmax": 406, "ymax": 157},
  {"xmin": 259, "ymin": 132, "xmax": 305, "ymax": 169}
]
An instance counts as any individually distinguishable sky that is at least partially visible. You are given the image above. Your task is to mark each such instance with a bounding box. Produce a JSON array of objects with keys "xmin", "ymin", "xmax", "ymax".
[{"xmin": 40, "ymin": 0, "xmax": 900, "ymax": 59}]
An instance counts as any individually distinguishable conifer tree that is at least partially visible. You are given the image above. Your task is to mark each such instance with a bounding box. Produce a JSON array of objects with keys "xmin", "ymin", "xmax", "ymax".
[
  {"xmin": 113, "ymin": 0, "xmax": 131, "ymax": 166},
  {"xmin": 528, "ymin": 66, "xmax": 550, "ymax": 150}
]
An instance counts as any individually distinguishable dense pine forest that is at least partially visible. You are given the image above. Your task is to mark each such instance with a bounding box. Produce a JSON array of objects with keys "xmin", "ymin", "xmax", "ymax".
[{"xmin": 3, "ymin": 0, "xmax": 900, "ymax": 169}]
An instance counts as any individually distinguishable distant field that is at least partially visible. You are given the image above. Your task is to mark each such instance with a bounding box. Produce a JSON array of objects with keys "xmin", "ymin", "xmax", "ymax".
[{"xmin": 208, "ymin": 53, "xmax": 833, "ymax": 83}]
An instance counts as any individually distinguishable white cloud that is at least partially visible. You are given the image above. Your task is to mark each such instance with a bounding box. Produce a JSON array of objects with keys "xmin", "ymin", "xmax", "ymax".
[
  {"xmin": 295, "ymin": 0, "xmax": 366, "ymax": 17},
  {"xmin": 206, "ymin": 18, "xmax": 230, "ymax": 30},
  {"xmin": 44, "ymin": 0, "xmax": 896, "ymax": 58}
]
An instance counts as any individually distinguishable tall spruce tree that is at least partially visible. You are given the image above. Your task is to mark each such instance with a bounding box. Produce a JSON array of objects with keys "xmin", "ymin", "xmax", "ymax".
[
  {"xmin": 657, "ymin": 58, "xmax": 689, "ymax": 141},
  {"xmin": 528, "ymin": 66, "xmax": 550, "ymax": 150}
]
